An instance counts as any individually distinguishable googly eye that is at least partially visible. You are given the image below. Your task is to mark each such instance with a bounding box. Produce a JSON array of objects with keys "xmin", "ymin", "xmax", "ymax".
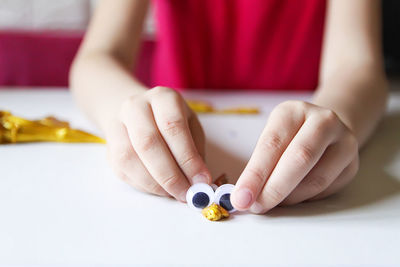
[
  {"xmin": 214, "ymin": 184, "xmax": 236, "ymax": 212},
  {"xmin": 186, "ymin": 183, "xmax": 214, "ymax": 211}
]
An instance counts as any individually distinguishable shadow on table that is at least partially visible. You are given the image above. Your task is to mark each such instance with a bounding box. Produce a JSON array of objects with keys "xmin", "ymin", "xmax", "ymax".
[
  {"xmin": 206, "ymin": 141, "xmax": 246, "ymax": 184},
  {"xmin": 207, "ymin": 112, "xmax": 400, "ymax": 217}
]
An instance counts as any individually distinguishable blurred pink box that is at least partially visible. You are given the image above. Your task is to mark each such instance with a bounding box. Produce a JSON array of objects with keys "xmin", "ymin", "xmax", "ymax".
[{"xmin": 0, "ymin": 31, "xmax": 153, "ymax": 88}]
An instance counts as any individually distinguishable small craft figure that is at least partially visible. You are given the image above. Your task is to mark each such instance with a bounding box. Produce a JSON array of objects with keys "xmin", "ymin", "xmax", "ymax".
[{"xmin": 186, "ymin": 181, "xmax": 236, "ymax": 221}]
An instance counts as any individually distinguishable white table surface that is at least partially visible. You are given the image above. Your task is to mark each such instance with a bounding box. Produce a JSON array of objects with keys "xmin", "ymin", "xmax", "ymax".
[{"xmin": 1, "ymin": 88, "xmax": 400, "ymax": 266}]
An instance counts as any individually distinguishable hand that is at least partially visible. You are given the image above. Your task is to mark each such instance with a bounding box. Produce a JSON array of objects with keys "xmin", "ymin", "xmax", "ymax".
[
  {"xmin": 231, "ymin": 101, "xmax": 359, "ymax": 213},
  {"xmin": 105, "ymin": 86, "xmax": 211, "ymax": 202}
]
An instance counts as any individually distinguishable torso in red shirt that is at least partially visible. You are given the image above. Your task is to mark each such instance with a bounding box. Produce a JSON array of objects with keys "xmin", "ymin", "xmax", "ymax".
[{"xmin": 151, "ymin": 0, "xmax": 326, "ymax": 90}]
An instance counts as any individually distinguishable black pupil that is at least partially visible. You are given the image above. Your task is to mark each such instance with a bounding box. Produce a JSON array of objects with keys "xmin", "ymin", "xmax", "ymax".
[
  {"xmin": 192, "ymin": 192, "xmax": 210, "ymax": 208},
  {"xmin": 219, "ymin": 193, "xmax": 233, "ymax": 211}
]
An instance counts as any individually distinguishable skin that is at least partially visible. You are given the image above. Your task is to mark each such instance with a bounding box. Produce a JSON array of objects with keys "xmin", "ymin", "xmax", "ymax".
[{"xmin": 70, "ymin": 0, "xmax": 388, "ymax": 213}]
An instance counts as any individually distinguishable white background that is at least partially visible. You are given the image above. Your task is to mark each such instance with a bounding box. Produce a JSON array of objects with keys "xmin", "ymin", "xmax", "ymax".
[{"xmin": 0, "ymin": 89, "xmax": 399, "ymax": 266}]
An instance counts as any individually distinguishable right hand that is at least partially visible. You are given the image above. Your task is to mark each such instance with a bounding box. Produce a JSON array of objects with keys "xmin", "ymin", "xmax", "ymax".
[{"xmin": 105, "ymin": 86, "xmax": 211, "ymax": 202}]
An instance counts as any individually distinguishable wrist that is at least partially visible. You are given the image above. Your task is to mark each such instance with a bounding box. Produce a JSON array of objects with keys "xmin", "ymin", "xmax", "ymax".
[{"xmin": 312, "ymin": 82, "xmax": 388, "ymax": 147}]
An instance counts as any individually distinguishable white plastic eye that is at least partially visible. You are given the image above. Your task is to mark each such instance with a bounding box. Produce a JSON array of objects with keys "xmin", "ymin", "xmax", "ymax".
[
  {"xmin": 214, "ymin": 184, "xmax": 236, "ymax": 212},
  {"xmin": 186, "ymin": 183, "xmax": 215, "ymax": 211}
]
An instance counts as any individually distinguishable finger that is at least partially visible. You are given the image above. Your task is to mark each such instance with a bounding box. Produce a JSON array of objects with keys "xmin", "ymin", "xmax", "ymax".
[
  {"xmin": 188, "ymin": 115, "xmax": 206, "ymax": 159},
  {"xmin": 310, "ymin": 156, "xmax": 359, "ymax": 201},
  {"xmin": 150, "ymin": 89, "xmax": 211, "ymax": 185},
  {"xmin": 252, "ymin": 111, "xmax": 343, "ymax": 213},
  {"xmin": 231, "ymin": 102, "xmax": 305, "ymax": 210},
  {"xmin": 119, "ymin": 172, "xmax": 170, "ymax": 197},
  {"xmin": 120, "ymin": 98, "xmax": 191, "ymax": 202},
  {"xmin": 282, "ymin": 134, "xmax": 358, "ymax": 205},
  {"xmin": 106, "ymin": 120, "xmax": 169, "ymax": 196}
]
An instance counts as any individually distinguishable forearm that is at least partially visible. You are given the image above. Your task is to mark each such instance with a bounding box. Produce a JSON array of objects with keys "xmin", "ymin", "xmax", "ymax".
[
  {"xmin": 312, "ymin": 67, "xmax": 388, "ymax": 147},
  {"xmin": 70, "ymin": 0, "xmax": 150, "ymax": 132},
  {"xmin": 70, "ymin": 53, "xmax": 147, "ymax": 132}
]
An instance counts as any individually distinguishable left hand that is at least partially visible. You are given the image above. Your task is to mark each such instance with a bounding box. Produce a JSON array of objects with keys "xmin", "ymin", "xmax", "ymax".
[{"xmin": 231, "ymin": 100, "xmax": 359, "ymax": 214}]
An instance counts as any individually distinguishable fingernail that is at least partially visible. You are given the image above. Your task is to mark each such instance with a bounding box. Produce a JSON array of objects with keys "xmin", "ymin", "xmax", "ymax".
[
  {"xmin": 232, "ymin": 188, "xmax": 253, "ymax": 209},
  {"xmin": 249, "ymin": 201, "xmax": 264, "ymax": 214},
  {"xmin": 191, "ymin": 174, "xmax": 209, "ymax": 184}
]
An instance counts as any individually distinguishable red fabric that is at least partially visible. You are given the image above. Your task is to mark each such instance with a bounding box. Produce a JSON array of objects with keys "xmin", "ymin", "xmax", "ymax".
[
  {"xmin": 152, "ymin": 0, "xmax": 327, "ymax": 90},
  {"xmin": 0, "ymin": 31, "xmax": 82, "ymax": 87},
  {"xmin": 0, "ymin": 31, "xmax": 154, "ymax": 87}
]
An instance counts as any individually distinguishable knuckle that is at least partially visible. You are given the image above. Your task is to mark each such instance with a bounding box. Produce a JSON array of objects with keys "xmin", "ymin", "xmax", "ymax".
[
  {"xmin": 245, "ymin": 166, "xmax": 268, "ymax": 185},
  {"xmin": 274, "ymin": 100, "xmax": 299, "ymax": 113},
  {"xmin": 123, "ymin": 95, "xmax": 141, "ymax": 110},
  {"xmin": 110, "ymin": 148, "xmax": 136, "ymax": 170},
  {"xmin": 117, "ymin": 149, "xmax": 136, "ymax": 164},
  {"xmin": 292, "ymin": 100, "xmax": 309, "ymax": 110},
  {"xmin": 151, "ymin": 86, "xmax": 177, "ymax": 97},
  {"xmin": 161, "ymin": 118, "xmax": 185, "ymax": 137},
  {"xmin": 260, "ymin": 133, "xmax": 283, "ymax": 152},
  {"xmin": 278, "ymin": 100, "xmax": 299, "ymax": 109},
  {"xmin": 275, "ymin": 101, "xmax": 290, "ymax": 111},
  {"xmin": 265, "ymin": 184, "xmax": 285, "ymax": 204},
  {"xmin": 293, "ymin": 144, "xmax": 315, "ymax": 166},
  {"xmin": 111, "ymin": 163, "xmax": 142, "ymax": 188},
  {"xmin": 160, "ymin": 173, "xmax": 182, "ymax": 192},
  {"xmin": 319, "ymin": 109, "xmax": 339, "ymax": 127},
  {"xmin": 145, "ymin": 182, "xmax": 165, "ymax": 195},
  {"xmin": 120, "ymin": 97, "xmax": 142, "ymax": 119},
  {"xmin": 135, "ymin": 133, "xmax": 159, "ymax": 152},
  {"xmin": 149, "ymin": 87, "xmax": 181, "ymax": 105},
  {"xmin": 152, "ymin": 86, "xmax": 169, "ymax": 93},
  {"xmin": 179, "ymin": 151, "xmax": 199, "ymax": 169},
  {"xmin": 275, "ymin": 101, "xmax": 311, "ymax": 116},
  {"xmin": 308, "ymin": 174, "xmax": 330, "ymax": 192}
]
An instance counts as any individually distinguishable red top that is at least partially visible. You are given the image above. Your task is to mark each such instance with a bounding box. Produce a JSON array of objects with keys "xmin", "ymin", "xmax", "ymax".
[{"xmin": 151, "ymin": 0, "xmax": 326, "ymax": 90}]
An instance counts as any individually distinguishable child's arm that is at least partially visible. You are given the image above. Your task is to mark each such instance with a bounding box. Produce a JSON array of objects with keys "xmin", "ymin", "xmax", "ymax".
[
  {"xmin": 70, "ymin": 0, "xmax": 149, "ymax": 128},
  {"xmin": 70, "ymin": 0, "xmax": 211, "ymax": 201},
  {"xmin": 314, "ymin": 0, "xmax": 388, "ymax": 146},
  {"xmin": 231, "ymin": 0, "xmax": 388, "ymax": 213}
]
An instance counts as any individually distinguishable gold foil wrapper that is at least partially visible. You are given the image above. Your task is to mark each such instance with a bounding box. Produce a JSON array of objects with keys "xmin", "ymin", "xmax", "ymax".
[
  {"xmin": 0, "ymin": 111, "xmax": 105, "ymax": 144},
  {"xmin": 187, "ymin": 100, "xmax": 259, "ymax": 114},
  {"xmin": 202, "ymin": 203, "xmax": 230, "ymax": 221}
]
